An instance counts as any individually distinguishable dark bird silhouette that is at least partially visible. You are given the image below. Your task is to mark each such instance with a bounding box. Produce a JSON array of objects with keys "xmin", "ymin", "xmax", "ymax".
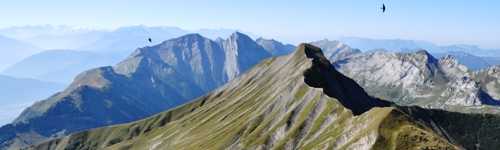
[
  {"xmin": 148, "ymin": 38, "xmax": 152, "ymax": 43},
  {"xmin": 381, "ymin": 3, "xmax": 386, "ymax": 13}
]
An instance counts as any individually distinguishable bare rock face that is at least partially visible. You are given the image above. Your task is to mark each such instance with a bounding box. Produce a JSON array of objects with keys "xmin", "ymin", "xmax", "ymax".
[
  {"xmin": 442, "ymin": 77, "xmax": 482, "ymax": 106},
  {"xmin": 474, "ymin": 66, "xmax": 500, "ymax": 99},
  {"xmin": 222, "ymin": 32, "xmax": 271, "ymax": 80},
  {"xmin": 310, "ymin": 40, "xmax": 500, "ymax": 110}
]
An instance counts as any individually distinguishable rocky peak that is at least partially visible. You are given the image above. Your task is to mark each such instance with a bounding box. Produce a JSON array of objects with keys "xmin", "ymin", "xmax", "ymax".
[
  {"xmin": 301, "ymin": 44, "xmax": 393, "ymax": 115},
  {"xmin": 222, "ymin": 32, "xmax": 271, "ymax": 80},
  {"xmin": 438, "ymin": 55, "xmax": 469, "ymax": 79},
  {"xmin": 227, "ymin": 32, "xmax": 252, "ymax": 42}
]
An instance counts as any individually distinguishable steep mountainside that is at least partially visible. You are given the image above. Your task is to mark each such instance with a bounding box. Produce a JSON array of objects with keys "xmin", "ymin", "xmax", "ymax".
[
  {"xmin": 0, "ymin": 32, "xmax": 271, "ymax": 149},
  {"xmin": 0, "ymin": 35, "xmax": 39, "ymax": 71},
  {"xmin": 29, "ymin": 44, "xmax": 483, "ymax": 150}
]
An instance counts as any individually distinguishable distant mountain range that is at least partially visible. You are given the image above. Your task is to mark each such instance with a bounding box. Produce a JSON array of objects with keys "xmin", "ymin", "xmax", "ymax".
[
  {"xmin": 338, "ymin": 37, "xmax": 440, "ymax": 53},
  {"xmin": 338, "ymin": 37, "xmax": 500, "ymax": 55},
  {"xmin": 0, "ymin": 32, "xmax": 293, "ymax": 149},
  {"xmin": 2, "ymin": 26, "xmax": 498, "ymax": 85},
  {"xmin": 0, "ymin": 75, "xmax": 64, "ymax": 126},
  {"xmin": 29, "ymin": 44, "xmax": 500, "ymax": 150},
  {"xmin": 2, "ymin": 29, "xmax": 500, "ymax": 149},
  {"xmin": 0, "ymin": 25, "xmax": 251, "ymax": 84},
  {"xmin": 2, "ymin": 50, "xmax": 112, "ymax": 84},
  {"xmin": 338, "ymin": 37, "xmax": 500, "ymax": 70},
  {"xmin": 0, "ymin": 35, "xmax": 39, "ymax": 71},
  {"xmin": 0, "ymin": 25, "xmax": 241, "ymax": 51},
  {"xmin": 0, "ymin": 25, "xmax": 106, "ymax": 50}
]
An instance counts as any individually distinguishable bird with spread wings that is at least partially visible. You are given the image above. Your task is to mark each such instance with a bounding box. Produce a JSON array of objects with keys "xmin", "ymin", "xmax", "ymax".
[{"xmin": 381, "ymin": 3, "xmax": 386, "ymax": 13}]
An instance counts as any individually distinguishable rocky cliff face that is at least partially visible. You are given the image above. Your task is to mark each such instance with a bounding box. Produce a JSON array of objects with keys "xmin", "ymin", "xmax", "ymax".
[
  {"xmin": 222, "ymin": 32, "xmax": 271, "ymax": 80},
  {"xmin": 29, "ymin": 44, "xmax": 470, "ymax": 150},
  {"xmin": 321, "ymin": 45, "xmax": 500, "ymax": 110},
  {"xmin": 0, "ymin": 32, "xmax": 272, "ymax": 149},
  {"xmin": 474, "ymin": 66, "xmax": 500, "ymax": 99}
]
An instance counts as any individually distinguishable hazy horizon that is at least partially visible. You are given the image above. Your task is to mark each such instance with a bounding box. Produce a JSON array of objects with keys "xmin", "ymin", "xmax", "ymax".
[
  {"xmin": 1, "ymin": 0, "xmax": 499, "ymax": 49},
  {"xmin": 0, "ymin": 24, "xmax": 497, "ymax": 50}
]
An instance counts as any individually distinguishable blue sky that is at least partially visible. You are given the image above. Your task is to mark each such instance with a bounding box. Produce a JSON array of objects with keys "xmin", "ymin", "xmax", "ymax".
[{"xmin": 1, "ymin": 0, "xmax": 499, "ymax": 48}]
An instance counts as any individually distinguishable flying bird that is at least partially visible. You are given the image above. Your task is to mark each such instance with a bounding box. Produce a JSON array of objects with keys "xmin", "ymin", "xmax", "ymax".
[
  {"xmin": 381, "ymin": 3, "xmax": 386, "ymax": 13},
  {"xmin": 148, "ymin": 38, "xmax": 152, "ymax": 43}
]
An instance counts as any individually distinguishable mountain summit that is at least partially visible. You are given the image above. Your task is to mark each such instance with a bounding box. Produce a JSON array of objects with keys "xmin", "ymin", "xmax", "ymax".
[{"xmin": 222, "ymin": 32, "xmax": 271, "ymax": 79}]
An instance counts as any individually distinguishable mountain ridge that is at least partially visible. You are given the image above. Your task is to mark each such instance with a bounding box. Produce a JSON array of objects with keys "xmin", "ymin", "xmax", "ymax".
[{"xmin": 28, "ymin": 44, "xmax": 470, "ymax": 150}]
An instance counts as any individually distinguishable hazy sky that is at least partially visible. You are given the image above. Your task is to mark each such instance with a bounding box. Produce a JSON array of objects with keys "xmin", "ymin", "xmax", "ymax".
[{"xmin": 1, "ymin": 0, "xmax": 499, "ymax": 48}]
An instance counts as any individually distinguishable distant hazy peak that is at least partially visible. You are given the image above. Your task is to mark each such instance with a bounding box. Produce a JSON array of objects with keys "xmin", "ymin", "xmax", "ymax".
[
  {"xmin": 256, "ymin": 37, "xmax": 296, "ymax": 56},
  {"xmin": 310, "ymin": 39, "xmax": 360, "ymax": 62}
]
